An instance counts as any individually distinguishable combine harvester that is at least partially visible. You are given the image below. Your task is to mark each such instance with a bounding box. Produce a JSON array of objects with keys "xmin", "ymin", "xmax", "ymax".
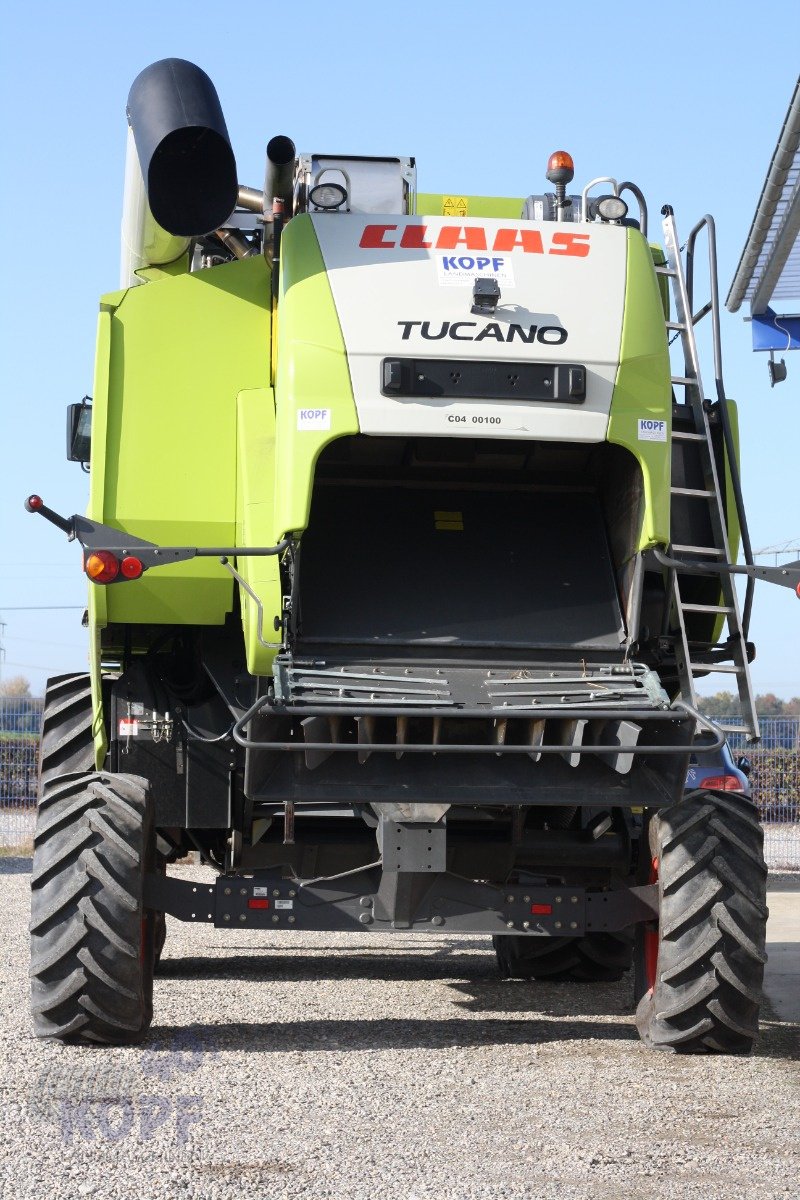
[{"xmin": 27, "ymin": 59, "xmax": 800, "ymax": 1051}]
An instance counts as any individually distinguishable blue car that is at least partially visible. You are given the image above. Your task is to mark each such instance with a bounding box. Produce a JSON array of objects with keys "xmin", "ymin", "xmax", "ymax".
[{"xmin": 685, "ymin": 734, "xmax": 752, "ymax": 795}]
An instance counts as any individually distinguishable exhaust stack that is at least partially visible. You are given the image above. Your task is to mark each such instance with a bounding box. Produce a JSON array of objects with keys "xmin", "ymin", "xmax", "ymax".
[
  {"xmin": 126, "ymin": 58, "xmax": 238, "ymax": 237},
  {"xmin": 264, "ymin": 135, "xmax": 296, "ymax": 212}
]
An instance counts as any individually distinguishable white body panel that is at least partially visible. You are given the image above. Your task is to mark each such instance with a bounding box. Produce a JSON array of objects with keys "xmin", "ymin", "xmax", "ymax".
[{"xmin": 311, "ymin": 215, "xmax": 628, "ymax": 441}]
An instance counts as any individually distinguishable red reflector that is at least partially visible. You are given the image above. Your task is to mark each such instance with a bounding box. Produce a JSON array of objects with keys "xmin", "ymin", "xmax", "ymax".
[
  {"xmin": 120, "ymin": 555, "xmax": 144, "ymax": 580},
  {"xmin": 531, "ymin": 903, "xmax": 552, "ymax": 915},
  {"xmin": 698, "ymin": 774, "xmax": 745, "ymax": 792},
  {"xmin": 26, "ymin": 494, "xmax": 43, "ymax": 511},
  {"xmin": 247, "ymin": 898, "xmax": 270, "ymax": 910},
  {"xmin": 85, "ymin": 550, "xmax": 119, "ymax": 583}
]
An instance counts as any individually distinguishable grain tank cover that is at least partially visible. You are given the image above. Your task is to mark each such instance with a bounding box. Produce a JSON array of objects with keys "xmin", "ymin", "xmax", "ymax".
[{"xmin": 127, "ymin": 58, "xmax": 238, "ymax": 236}]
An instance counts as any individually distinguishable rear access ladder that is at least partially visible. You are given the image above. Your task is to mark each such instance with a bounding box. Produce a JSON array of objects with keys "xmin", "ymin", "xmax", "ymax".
[{"xmin": 657, "ymin": 206, "xmax": 759, "ymax": 740}]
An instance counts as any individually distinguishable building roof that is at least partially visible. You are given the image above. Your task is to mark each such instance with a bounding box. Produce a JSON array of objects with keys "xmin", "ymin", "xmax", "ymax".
[{"xmin": 727, "ymin": 78, "xmax": 800, "ymax": 314}]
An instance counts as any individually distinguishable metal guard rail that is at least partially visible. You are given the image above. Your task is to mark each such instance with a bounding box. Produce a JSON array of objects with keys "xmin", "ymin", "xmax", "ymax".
[{"xmin": 230, "ymin": 697, "xmax": 722, "ymax": 755}]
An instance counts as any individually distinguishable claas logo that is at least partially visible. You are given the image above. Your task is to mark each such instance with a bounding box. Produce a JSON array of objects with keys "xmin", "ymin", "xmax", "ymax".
[{"xmin": 359, "ymin": 224, "xmax": 591, "ymax": 257}]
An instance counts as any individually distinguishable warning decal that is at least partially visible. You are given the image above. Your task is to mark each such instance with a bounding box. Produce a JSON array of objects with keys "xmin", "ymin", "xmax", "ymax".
[
  {"xmin": 442, "ymin": 196, "xmax": 468, "ymax": 217},
  {"xmin": 434, "ymin": 510, "xmax": 464, "ymax": 531}
]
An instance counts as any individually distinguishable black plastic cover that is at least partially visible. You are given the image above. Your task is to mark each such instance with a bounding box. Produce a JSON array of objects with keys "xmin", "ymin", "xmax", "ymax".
[
  {"xmin": 381, "ymin": 358, "xmax": 586, "ymax": 402},
  {"xmin": 127, "ymin": 58, "xmax": 238, "ymax": 236}
]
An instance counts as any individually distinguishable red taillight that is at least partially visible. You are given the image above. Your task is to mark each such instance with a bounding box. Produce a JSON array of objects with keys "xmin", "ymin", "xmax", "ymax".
[
  {"xmin": 247, "ymin": 898, "xmax": 270, "ymax": 910},
  {"xmin": 26, "ymin": 494, "xmax": 44, "ymax": 511},
  {"xmin": 85, "ymin": 550, "xmax": 119, "ymax": 583},
  {"xmin": 531, "ymin": 903, "xmax": 553, "ymax": 915},
  {"xmin": 698, "ymin": 774, "xmax": 745, "ymax": 792},
  {"xmin": 120, "ymin": 555, "xmax": 144, "ymax": 580}
]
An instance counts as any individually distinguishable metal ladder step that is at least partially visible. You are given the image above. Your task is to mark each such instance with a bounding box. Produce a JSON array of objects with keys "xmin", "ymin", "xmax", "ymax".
[
  {"xmin": 671, "ymin": 544, "xmax": 725, "ymax": 556},
  {"xmin": 681, "ymin": 603, "xmax": 735, "ymax": 614},
  {"xmin": 655, "ymin": 265, "xmax": 678, "ymax": 276},
  {"xmin": 671, "ymin": 375, "xmax": 698, "ymax": 387},
  {"xmin": 671, "ymin": 486, "xmax": 715, "ymax": 498},
  {"xmin": 666, "ymin": 321, "xmax": 686, "ymax": 332},
  {"xmin": 689, "ymin": 662, "xmax": 745, "ymax": 675},
  {"xmin": 671, "ymin": 430, "xmax": 706, "ymax": 442}
]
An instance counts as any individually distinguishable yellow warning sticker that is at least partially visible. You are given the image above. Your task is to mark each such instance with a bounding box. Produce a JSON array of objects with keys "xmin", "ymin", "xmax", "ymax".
[
  {"xmin": 434, "ymin": 510, "xmax": 464, "ymax": 531},
  {"xmin": 442, "ymin": 196, "xmax": 468, "ymax": 218}
]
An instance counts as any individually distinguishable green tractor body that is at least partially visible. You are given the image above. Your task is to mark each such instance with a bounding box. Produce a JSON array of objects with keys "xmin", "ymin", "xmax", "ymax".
[{"xmin": 30, "ymin": 58, "xmax": 791, "ymax": 1051}]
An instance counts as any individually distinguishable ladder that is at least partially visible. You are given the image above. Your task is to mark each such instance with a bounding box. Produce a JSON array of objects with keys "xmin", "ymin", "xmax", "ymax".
[{"xmin": 656, "ymin": 206, "xmax": 760, "ymax": 740}]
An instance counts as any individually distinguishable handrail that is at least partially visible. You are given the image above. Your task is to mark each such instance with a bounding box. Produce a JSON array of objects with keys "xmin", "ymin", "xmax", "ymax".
[{"xmin": 684, "ymin": 214, "xmax": 756, "ymax": 636}]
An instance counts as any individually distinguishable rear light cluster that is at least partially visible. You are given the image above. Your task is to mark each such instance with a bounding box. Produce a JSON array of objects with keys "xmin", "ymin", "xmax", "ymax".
[
  {"xmin": 84, "ymin": 551, "xmax": 145, "ymax": 584},
  {"xmin": 698, "ymin": 774, "xmax": 745, "ymax": 792}
]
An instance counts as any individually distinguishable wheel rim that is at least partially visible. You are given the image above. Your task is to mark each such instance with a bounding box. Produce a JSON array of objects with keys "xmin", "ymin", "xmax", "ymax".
[{"xmin": 643, "ymin": 855, "xmax": 659, "ymax": 992}]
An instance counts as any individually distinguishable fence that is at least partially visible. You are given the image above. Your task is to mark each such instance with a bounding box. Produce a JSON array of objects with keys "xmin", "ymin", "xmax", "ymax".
[
  {"xmin": 724, "ymin": 718, "xmax": 800, "ymax": 871},
  {"xmin": 1, "ymin": 698, "xmax": 798, "ymax": 868},
  {"xmin": 0, "ymin": 697, "xmax": 42, "ymax": 850}
]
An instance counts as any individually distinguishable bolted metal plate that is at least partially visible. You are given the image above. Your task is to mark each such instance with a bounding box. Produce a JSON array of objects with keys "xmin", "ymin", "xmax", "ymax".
[{"xmin": 379, "ymin": 819, "xmax": 447, "ymax": 873}]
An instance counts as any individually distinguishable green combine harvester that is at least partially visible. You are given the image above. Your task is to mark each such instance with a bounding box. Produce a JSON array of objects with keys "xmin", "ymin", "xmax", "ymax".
[{"xmin": 27, "ymin": 59, "xmax": 800, "ymax": 1051}]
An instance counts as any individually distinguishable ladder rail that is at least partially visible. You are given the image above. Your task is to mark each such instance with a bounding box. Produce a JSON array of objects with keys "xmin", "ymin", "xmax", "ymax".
[
  {"xmin": 684, "ymin": 214, "xmax": 756, "ymax": 636},
  {"xmin": 661, "ymin": 207, "xmax": 760, "ymax": 740}
]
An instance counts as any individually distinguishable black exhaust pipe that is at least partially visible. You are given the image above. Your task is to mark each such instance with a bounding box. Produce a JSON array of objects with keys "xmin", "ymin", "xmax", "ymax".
[
  {"xmin": 265, "ymin": 135, "xmax": 296, "ymax": 212},
  {"xmin": 127, "ymin": 58, "xmax": 238, "ymax": 237}
]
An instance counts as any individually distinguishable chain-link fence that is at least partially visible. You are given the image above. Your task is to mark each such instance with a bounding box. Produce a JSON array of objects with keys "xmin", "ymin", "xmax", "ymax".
[
  {"xmin": 0, "ymin": 697, "xmax": 42, "ymax": 851},
  {"xmin": 1, "ymin": 698, "xmax": 798, "ymax": 867},
  {"xmin": 724, "ymin": 718, "xmax": 800, "ymax": 871}
]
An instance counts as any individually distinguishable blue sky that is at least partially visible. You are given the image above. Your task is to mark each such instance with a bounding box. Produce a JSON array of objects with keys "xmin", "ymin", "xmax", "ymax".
[{"xmin": 1, "ymin": 1, "xmax": 799, "ymax": 697}]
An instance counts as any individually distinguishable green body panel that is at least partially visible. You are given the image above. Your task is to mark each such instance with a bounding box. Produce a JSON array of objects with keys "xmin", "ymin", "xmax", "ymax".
[
  {"xmin": 724, "ymin": 399, "xmax": 742, "ymax": 560},
  {"xmin": 87, "ymin": 256, "xmax": 272, "ymax": 756},
  {"xmin": 649, "ymin": 244, "xmax": 669, "ymax": 316},
  {"xmin": 607, "ymin": 228, "xmax": 673, "ymax": 549},
  {"xmin": 236, "ymin": 388, "xmax": 282, "ymax": 674},
  {"xmin": 88, "ymin": 254, "xmax": 272, "ymax": 626},
  {"xmin": 417, "ymin": 194, "xmax": 524, "ymax": 218},
  {"xmin": 135, "ymin": 253, "xmax": 191, "ymax": 283},
  {"xmin": 272, "ymin": 215, "xmax": 359, "ymax": 537}
]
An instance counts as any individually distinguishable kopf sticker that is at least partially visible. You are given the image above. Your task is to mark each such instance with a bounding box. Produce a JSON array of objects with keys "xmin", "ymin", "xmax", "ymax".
[
  {"xmin": 297, "ymin": 408, "xmax": 331, "ymax": 431},
  {"xmin": 637, "ymin": 418, "xmax": 667, "ymax": 442}
]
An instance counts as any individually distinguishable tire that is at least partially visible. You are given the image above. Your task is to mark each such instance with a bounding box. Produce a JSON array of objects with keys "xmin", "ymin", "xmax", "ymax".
[
  {"xmin": 39, "ymin": 673, "xmax": 96, "ymax": 793},
  {"xmin": 30, "ymin": 772, "xmax": 157, "ymax": 1044},
  {"xmin": 635, "ymin": 789, "xmax": 768, "ymax": 1054},
  {"xmin": 153, "ymin": 911, "xmax": 167, "ymax": 969},
  {"xmin": 494, "ymin": 930, "xmax": 633, "ymax": 982}
]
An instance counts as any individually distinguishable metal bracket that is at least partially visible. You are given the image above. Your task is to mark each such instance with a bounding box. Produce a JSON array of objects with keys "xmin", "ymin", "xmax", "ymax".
[
  {"xmin": 378, "ymin": 819, "xmax": 447, "ymax": 873},
  {"xmin": 143, "ymin": 870, "xmax": 660, "ymax": 936},
  {"xmin": 24, "ymin": 495, "xmax": 291, "ymax": 578},
  {"xmin": 646, "ymin": 547, "xmax": 800, "ymax": 595}
]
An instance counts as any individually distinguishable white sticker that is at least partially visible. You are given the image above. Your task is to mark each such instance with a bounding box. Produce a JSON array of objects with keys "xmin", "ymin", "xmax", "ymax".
[
  {"xmin": 436, "ymin": 254, "xmax": 516, "ymax": 288},
  {"xmin": 119, "ymin": 719, "xmax": 139, "ymax": 737},
  {"xmin": 253, "ymin": 886, "xmax": 270, "ymax": 898},
  {"xmin": 130, "ymin": 702, "xmax": 145, "ymax": 717},
  {"xmin": 297, "ymin": 408, "xmax": 331, "ymax": 431},
  {"xmin": 274, "ymin": 899, "xmax": 294, "ymax": 910},
  {"xmin": 637, "ymin": 418, "xmax": 667, "ymax": 442}
]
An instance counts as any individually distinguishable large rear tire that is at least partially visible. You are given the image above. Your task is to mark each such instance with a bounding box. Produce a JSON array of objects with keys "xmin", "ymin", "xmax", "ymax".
[
  {"xmin": 39, "ymin": 673, "xmax": 96, "ymax": 792},
  {"xmin": 494, "ymin": 931, "xmax": 633, "ymax": 982},
  {"xmin": 30, "ymin": 772, "xmax": 157, "ymax": 1044},
  {"xmin": 635, "ymin": 789, "xmax": 768, "ymax": 1054}
]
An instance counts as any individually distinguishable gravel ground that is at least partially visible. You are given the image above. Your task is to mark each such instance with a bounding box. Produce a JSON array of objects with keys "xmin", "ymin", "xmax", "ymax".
[{"xmin": 2, "ymin": 858, "xmax": 798, "ymax": 1200}]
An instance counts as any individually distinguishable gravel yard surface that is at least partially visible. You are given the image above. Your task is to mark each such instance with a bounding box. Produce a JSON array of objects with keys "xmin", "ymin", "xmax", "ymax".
[{"xmin": 2, "ymin": 858, "xmax": 798, "ymax": 1200}]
